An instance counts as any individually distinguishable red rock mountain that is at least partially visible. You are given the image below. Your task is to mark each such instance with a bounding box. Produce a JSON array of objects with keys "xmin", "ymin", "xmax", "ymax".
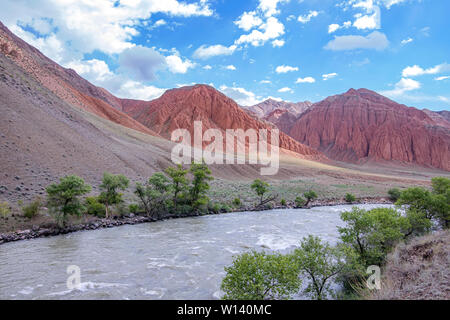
[
  {"xmin": 121, "ymin": 85, "xmax": 325, "ymax": 160},
  {"xmin": 0, "ymin": 22, "xmax": 157, "ymax": 137},
  {"xmin": 247, "ymin": 98, "xmax": 312, "ymax": 118},
  {"xmin": 263, "ymin": 109, "xmax": 299, "ymax": 134},
  {"xmin": 289, "ymin": 88, "xmax": 450, "ymax": 170}
]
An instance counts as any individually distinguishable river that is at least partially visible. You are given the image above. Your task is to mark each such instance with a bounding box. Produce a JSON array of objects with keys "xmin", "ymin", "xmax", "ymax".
[{"xmin": 0, "ymin": 204, "xmax": 391, "ymax": 300}]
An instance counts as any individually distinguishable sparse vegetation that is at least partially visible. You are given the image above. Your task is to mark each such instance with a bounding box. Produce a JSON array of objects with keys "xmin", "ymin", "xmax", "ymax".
[
  {"xmin": 0, "ymin": 202, "xmax": 10, "ymax": 218},
  {"xmin": 388, "ymin": 188, "xmax": 401, "ymax": 202},
  {"xmin": 232, "ymin": 198, "xmax": 241, "ymax": 207},
  {"xmin": 295, "ymin": 196, "xmax": 306, "ymax": 208},
  {"xmin": 21, "ymin": 196, "xmax": 43, "ymax": 219},
  {"xmin": 345, "ymin": 193, "xmax": 356, "ymax": 203},
  {"xmin": 280, "ymin": 198, "xmax": 287, "ymax": 206}
]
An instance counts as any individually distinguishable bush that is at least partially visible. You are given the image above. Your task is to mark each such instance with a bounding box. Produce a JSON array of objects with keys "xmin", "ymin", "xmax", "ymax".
[
  {"xmin": 251, "ymin": 179, "xmax": 270, "ymax": 206},
  {"xmin": 210, "ymin": 202, "xmax": 222, "ymax": 214},
  {"xmin": 128, "ymin": 204, "xmax": 140, "ymax": 214},
  {"xmin": 295, "ymin": 196, "xmax": 306, "ymax": 207},
  {"xmin": 304, "ymin": 190, "xmax": 318, "ymax": 206},
  {"xmin": 99, "ymin": 172, "xmax": 129, "ymax": 218},
  {"xmin": 345, "ymin": 193, "xmax": 356, "ymax": 203},
  {"xmin": 232, "ymin": 198, "xmax": 241, "ymax": 207},
  {"xmin": 221, "ymin": 251, "xmax": 301, "ymax": 300},
  {"xmin": 221, "ymin": 204, "xmax": 232, "ymax": 213},
  {"xmin": 22, "ymin": 197, "xmax": 43, "ymax": 219},
  {"xmin": 85, "ymin": 196, "xmax": 106, "ymax": 217},
  {"xmin": 0, "ymin": 201, "xmax": 11, "ymax": 218},
  {"xmin": 280, "ymin": 198, "xmax": 287, "ymax": 206},
  {"xmin": 388, "ymin": 188, "xmax": 402, "ymax": 202}
]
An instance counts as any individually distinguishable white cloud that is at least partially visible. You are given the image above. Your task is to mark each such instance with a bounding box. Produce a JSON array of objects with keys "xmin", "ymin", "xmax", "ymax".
[
  {"xmin": 382, "ymin": 78, "xmax": 421, "ymax": 97},
  {"xmin": 258, "ymin": 0, "xmax": 290, "ymax": 17},
  {"xmin": 1, "ymin": 0, "xmax": 213, "ymax": 62},
  {"xmin": 322, "ymin": 73, "xmax": 338, "ymax": 80},
  {"xmin": 225, "ymin": 65, "xmax": 237, "ymax": 71},
  {"xmin": 296, "ymin": 77, "xmax": 316, "ymax": 83},
  {"xmin": 260, "ymin": 80, "xmax": 272, "ymax": 84},
  {"xmin": 193, "ymin": 44, "xmax": 237, "ymax": 59},
  {"xmin": 152, "ymin": 19, "xmax": 167, "ymax": 28},
  {"xmin": 219, "ymin": 85, "xmax": 262, "ymax": 106},
  {"xmin": 278, "ymin": 87, "xmax": 293, "ymax": 93},
  {"xmin": 203, "ymin": 65, "xmax": 212, "ymax": 70},
  {"xmin": 353, "ymin": 6, "xmax": 381, "ymax": 29},
  {"xmin": 66, "ymin": 59, "xmax": 113, "ymax": 82},
  {"xmin": 235, "ymin": 17, "xmax": 285, "ymax": 47},
  {"xmin": 328, "ymin": 24, "xmax": 340, "ymax": 34},
  {"xmin": 234, "ymin": 11, "xmax": 263, "ymax": 31},
  {"xmin": 298, "ymin": 11, "xmax": 320, "ymax": 24},
  {"xmin": 276, "ymin": 65, "xmax": 298, "ymax": 73},
  {"xmin": 435, "ymin": 76, "xmax": 450, "ymax": 81},
  {"xmin": 117, "ymin": 80, "xmax": 166, "ymax": 101},
  {"xmin": 272, "ymin": 39, "xmax": 285, "ymax": 47},
  {"xmin": 166, "ymin": 54, "xmax": 195, "ymax": 74},
  {"xmin": 118, "ymin": 45, "xmax": 166, "ymax": 81},
  {"xmin": 401, "ymin": 37, "xmax": 413, "ymax": 45},
  {"xmin": 324, "ymin": 31, "xmax": 389, "ymax": 51},
  {"xmin": 402, "ymin": 63, "xmax": 450, "ymax": 78}
]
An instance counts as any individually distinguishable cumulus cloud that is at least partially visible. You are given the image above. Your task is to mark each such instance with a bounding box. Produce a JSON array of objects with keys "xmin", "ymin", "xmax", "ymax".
[
  {"xmin": 322, "ymin": 73, "xmax": 338, "ymax": 80},
  {"xmin": 166, "ymin": 54, "xmax": 196, "ymax": 74},
  {"xmin": 298, "ymin": 11, "xmax": 320, "ymax": 24},
  {"xmin": 193, "ymin": 44, "xmax": 237, "ymax": 59},
  {"xmin": 272, "ymin": 39, "xmax": 285, "ymax": 47},
  {"xmin": 328, "ymin": 21, "xmax": 351, "ymax": 34},
  {"xmin": 235, "ymin": 17, "xmax": 285, "ymax": 47},
  {"xmin": 219, "ymin": 85, "xmax": 262, "ymax": 106},
  {"xmin": 234, "ymin": 11, "xmax": 263, "ymax": 31},
  {"xmin": 402, "ymin": 63, "xmax": 450, "ymax": 78},
  {"xmin": 296, "ymin": 77, "xmax": 316, "ymax": 83},
  {"xmin": 116, "ymin": 81, "xmax": 167, "ymax": 101},
  {"xmin": 203, "ymin": 65, "xmax": 212, "ymax": 70},
  {"xmin": 118, "ymin": 46, "xmax": 166, "ymax": 82},
  {"xmin": 353, "ymin": 6, "xmax": 381, "ymax": 30},
  {"xmin": 278, "ymin": 87, "xmax": 293, "ymax": 93},
  {"xmin": 258, "ymin": 0, "xmax": 290, "ymax": 17},
  {"xmin": 324, "ymin": 31, "xmax": 389, "ymax": 51},
  {"xmin": 225, "ymin": 65, "xmax": 237, "ymax": 71},
  {"xmin": 276, "ymin": 65, "xmax": 299, "ymax": 73},
  {"xmin": 382, "ymin": 78, "xmax": 421, "ymax": 97}
]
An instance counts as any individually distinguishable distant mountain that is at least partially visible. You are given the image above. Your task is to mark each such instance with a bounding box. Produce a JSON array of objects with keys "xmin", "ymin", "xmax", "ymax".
[
  {"xmin": 437, "ymin": 110, "xmax": 450, "ymax": 122},
  {"xmin": 262, "ymin": 109, "xmax": 298, "ymax": 134},
  {"xmin": 121, "ymin": 84, "xmax": 326, "ymax": 160},
  {"xmin": 246, "ymin": 99, "xmax": 312, "ymax": 118},
  {"xmin": 289, "ymin": 88, "xmax": 450, "ymax": 170}
]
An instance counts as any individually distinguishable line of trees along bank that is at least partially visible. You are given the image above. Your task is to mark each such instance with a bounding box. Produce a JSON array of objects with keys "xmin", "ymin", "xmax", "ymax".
[{"xmin": 220, "ymin": 177, "xmax": 450, "ymax": 300}]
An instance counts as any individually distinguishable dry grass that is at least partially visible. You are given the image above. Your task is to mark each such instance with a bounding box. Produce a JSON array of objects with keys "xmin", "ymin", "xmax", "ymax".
[{"xmin": 368, "ymin": 230, "xmax": 450, "ymax": 300}]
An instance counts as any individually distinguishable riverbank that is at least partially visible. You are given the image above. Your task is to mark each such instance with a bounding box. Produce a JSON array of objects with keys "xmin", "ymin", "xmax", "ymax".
[{"xmin": 0, "ymin": 197, "xmax": 392, "ymax": 245}]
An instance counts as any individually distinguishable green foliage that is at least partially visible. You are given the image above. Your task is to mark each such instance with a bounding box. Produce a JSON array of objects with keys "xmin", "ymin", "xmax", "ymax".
[
  {"xmin": 293, "ymin": 235, "xmax": 349, "ymax": 300},
  {"xmin": 338, "ymin": 207, "xmax": 410, "ymax": 266},
  {"xmin": 135, "ymin": 172, "xmax": 171, "ymax": 218},
  {"xmin": 387, "ymin": 188, "xmax": 402, "ymax": 202},
  {"xmin": 22, "ymin": 196, "xmax": 43, "ymax": 219},
  {"xmin": 221, "ymin": 251, "xmax": 301, "ymax": 300},
  {"xmin": 295, "ymin": 196, "xmax": 306, "ymax": 208},
  {"xmin": 431, "ymin": 177, "xmax": 450, "ymax": 195},
  {"xmin": 251, "ymin": 179, "xmax": 270, "ymax": 206},
  {"xmin": 221, "ymin": 204, "xmax": 232, "ymax": 213},
  {"xmin": 345, "ymin": 193, "xmax": 356, "ymax": 203},
  {"xmin": 0, "ymin": 201, "xmax": 11, "ymax": 218},
  {"xmin": 396, "ymin": 186, "xmax": 449, "ymax": 228},
  {"xmin": 280, "ymin": 198, "xmax": 287, "ymax": 206},
  {"xmin": 304, "ymin": 190, "xmax": 318, "ymax": 206},
  {"xmin": 85, "ymin": 196, "xmax": 106, "ymax": 217},
  {"xmin": 189, "ymin": 162, "xmax": 213, "ymax": 211},
  {"xmin": 128, "ymin": 203, "xmax": 140, "ymax": 214},
  {"xmin": 99, "ymin": 172, "xmax": 129, "ymax": 217},
  {"xmin": 165, "ymin": 165, "xmax": 189, "ymax": 212},
  {"xmin": 46, "ymin": 175, "xmax": 91, "ymax": 226},
  {"xmin": 232, "ymin": 198, "xmax": 242, "ymax": 207}
]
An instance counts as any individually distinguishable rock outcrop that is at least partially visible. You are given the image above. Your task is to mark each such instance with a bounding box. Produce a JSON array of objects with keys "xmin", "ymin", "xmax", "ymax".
[
  {"xmin": 246, "ymin": 98, "xmax": 311, "ymax": 118},
  {"xmin": 289, "ymin": 88, "xmax": 450, "ymax": 170}
]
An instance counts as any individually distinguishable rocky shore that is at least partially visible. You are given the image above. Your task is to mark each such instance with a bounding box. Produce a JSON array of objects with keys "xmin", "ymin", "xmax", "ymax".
[{"xmin": 0, "ymin": 197, "xmax": 392, "ymax": 245}]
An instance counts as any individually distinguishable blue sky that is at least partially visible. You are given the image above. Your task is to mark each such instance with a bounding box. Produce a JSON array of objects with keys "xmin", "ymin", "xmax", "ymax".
[{"xmin": 1, "ymin": 0, "xmax": 449, "ymax": 110}]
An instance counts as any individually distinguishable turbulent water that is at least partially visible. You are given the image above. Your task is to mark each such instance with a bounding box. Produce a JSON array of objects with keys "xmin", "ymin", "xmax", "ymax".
[{"xmin": 0, "ymin": 204, "xmax": 391, "ymax": 300}]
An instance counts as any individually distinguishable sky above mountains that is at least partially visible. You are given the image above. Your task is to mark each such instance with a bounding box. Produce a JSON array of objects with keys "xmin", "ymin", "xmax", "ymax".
[{"xmin": 1, "ymin": 0, "xmax": 449, "ymax": 110}]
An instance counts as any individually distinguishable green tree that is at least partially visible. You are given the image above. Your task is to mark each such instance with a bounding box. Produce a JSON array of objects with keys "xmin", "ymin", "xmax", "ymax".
[
  {"xmin": 99, "ymin": 172, "xmax": 129, "ymax": 218},
  {"xmin": 293, "ymin": 236, "xmax": 348, "ymax": 300},
  {"xmin": 85, "ymin": 196, "xmax": 106, "ymax": 217},
  {"xmin": 46, "ymin": 175, "xmax": 92, "ymax": 226},
  {"xmin": 189, "ymin": 162, "xmax": 213, "ymax": 211},
  {"xmin": 165, "ymin": 165, "xmax": 189, "ymax": 213},
  {"xmin": 431, "ymin": 177, "xmax": 450, "ymax": 195},
  {"xmin": 303, "ymin": 191, "xmax": 318, "ymax": 206},
  {"xmin": 221, "ymin": 251, "xmax": 301, "ymax": 300},
  {"xmin": 251, "ymin": 179, "xmax": 274, "ymax": 207},
  {"xmin": 135, "ymin": 172, "xmax": 171, "ymax": 218},
  {"xmin": 338, "ymin": 207, "xmax": 410, "ymax": 266}
]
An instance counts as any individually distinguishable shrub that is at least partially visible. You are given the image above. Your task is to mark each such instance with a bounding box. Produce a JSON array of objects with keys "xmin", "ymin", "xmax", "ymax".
[
  {"xmin": 0, "ymin": 201, "xmax": 10, "ymax": 218},
  {"xmin": 221, "ymin": 204, "xmax": 232, "ymax": 213},
  {"xmin": 251, "ymin": 179, "xmax": 270, "ymax": 206},
  {"xmin": 46, "ymin": 175, "xmax": 92, "ymax": 226},
  {"xmin": 388, "ymin": 188, "xmax": 402, "ymax": 202},
  {"xmin": 210, "ymin": 202, "xmax": 222, "ymax": 214},
  {"xmin": 304, "ymin": 190, "xmax": 318, "ymax": 206},
  {"xmin": 232, "ymin": 198, "xmax": 241, "ymax": 207},
  {"xmin": 345, "ymin": 193, "xmax": 356, "ymax": 203},
  {"xmin": 22, "ymin": 196, "xmax": 43, "ymax": 219},
  {"xmin": 128, "ymin": 204, "xmax": 140, "ymax": 214},
  {"xmin": 85, "ymin": 196, "xmax": 106, "ymax": 217},
  {"xmin": 280, "ymin": 198, "xmax": 287, "ymax": 206},
  {"xmin": 221, "ymin": 251, "xmax": 301, "ymax": 300},
  {"xmin": 295, "ymin": 196, "xmax": 306, "ymax": 207}
]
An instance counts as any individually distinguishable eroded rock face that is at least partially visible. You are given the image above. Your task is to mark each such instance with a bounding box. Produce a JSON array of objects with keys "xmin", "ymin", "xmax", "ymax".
[
  {"xmin": 246, "ymin": 99, "xmax": 311, "ymax": 118},
  {"xmin": 289, "ymin": 88, "xmax": 450, "ymax": 170},
  {"xmin": 121, "ymin": 85, "xmax": 326, "ymax": 160},
  {"xmin": 263, "ymin": 109, "xmax": 299, "ymax": 134}
]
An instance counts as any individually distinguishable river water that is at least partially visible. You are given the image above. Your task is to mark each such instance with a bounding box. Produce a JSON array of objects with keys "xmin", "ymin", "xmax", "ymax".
[{"xmin": 0, "ymin": 204, "xmax": 391, "ymax": 300}]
